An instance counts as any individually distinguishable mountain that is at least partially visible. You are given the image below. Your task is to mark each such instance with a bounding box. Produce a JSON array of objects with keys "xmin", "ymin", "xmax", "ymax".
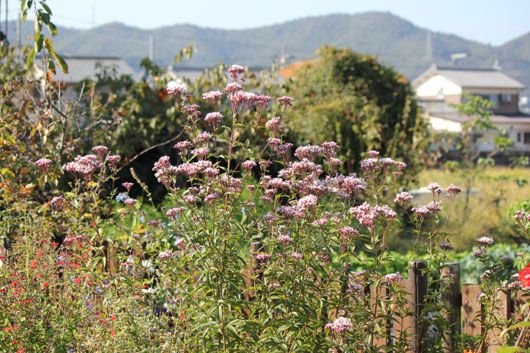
[{"xmin": 5, "ymin": 12, "xmax": 530, "ymax": 94}]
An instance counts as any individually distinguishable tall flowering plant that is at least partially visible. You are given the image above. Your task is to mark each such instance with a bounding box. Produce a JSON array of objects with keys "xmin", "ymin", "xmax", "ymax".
[{"xmin": 1, "ymin": 64, "xmax": 469, "ymax": 352}]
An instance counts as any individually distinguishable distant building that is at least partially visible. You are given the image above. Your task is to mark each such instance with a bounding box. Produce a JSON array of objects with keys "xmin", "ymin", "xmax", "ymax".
[{"xmin": 413, "ymin": 64, "xmax": 530, "ymax": 153}]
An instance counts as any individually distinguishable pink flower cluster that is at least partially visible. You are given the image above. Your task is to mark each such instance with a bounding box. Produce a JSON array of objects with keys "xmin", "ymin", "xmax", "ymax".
[
  {"xmin": 325, "ymin": 317, "xmax": 352, "ymax": 335},
  {"xmin": 412, "ymin": 201, "xmax": 442, "ymax": 218},
  {"xmin": 394, "ymin": 191, "xmax": 413, "ymax": 206},
  {"xmin": 35, "ymin": 158, "xmax": 52, "ymax": 172},
  {"xmin": 349, "ymin": 202, "xmax": 397, "ymax": 228},
  {"xmin": 63, "ymin": 154, "xmax": 101, "ymax": 179}
]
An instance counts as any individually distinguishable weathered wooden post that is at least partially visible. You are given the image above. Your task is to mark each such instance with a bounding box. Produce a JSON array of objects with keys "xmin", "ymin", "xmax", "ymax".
[
  {"xmin": 409, "ymin": 260, "xmax": 428, "ymax": 353},
  {"xmin": 462, "ymin": 284, "xmax": 484, "ymax": 353},
  {"xmin": 442, "ymin": 262, "xmax": 461, "ymax": 353}
]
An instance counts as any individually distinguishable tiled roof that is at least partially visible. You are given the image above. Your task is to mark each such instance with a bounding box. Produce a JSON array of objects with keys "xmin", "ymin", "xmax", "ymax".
[{"xmin": 414, "ymin": 64, "xmax": 525, "ymax": 90}]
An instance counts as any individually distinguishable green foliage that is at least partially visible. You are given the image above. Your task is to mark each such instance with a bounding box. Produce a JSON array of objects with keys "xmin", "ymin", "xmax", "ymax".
[{"xmin": 283, "ymin": 46, "xmax": 429, "ymax": 179}]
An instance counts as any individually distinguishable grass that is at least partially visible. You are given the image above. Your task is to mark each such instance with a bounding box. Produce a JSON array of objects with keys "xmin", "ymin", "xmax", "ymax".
[{"xmin": 417, "ymin": 166, "xmax": 530, "ymax": 250}]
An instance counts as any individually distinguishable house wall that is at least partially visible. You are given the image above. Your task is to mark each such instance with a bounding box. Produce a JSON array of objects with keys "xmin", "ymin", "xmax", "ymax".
[
  {"xmin": 416, "ymin": 75, "xmax": 462, "ymax": 98},
  {"xmin": 497, "ymin": 122, "xmax": 530, "ymax": 152},
  {"xmin": 464, "ymin": 89, "xmax": 520, "ymax": 115}
]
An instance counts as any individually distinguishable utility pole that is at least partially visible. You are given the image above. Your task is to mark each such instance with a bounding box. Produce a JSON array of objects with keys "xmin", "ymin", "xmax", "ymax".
[
  {"xmin": 149, "ymin": 35, "xmax": 155, "ymax": 62},
  {"xmin": 16, "ymin": 7, "xmax": 21, "ymax": 58},
  {"xmin": 5, "ymin": 0, "xmax": 7, "ymax": 38}
]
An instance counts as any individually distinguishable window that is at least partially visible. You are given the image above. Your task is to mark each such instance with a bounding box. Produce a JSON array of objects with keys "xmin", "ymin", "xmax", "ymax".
[
  {"xmin": 517, "ymin": 132, "xmax": 521, "ymax": 142},
  {"xmin": 500, "ymin": 94, "xmax": 512, "ymax": 103},
  {"xmin": 525, "ymin": 132, "xmax": 530, "ymax": 145}
]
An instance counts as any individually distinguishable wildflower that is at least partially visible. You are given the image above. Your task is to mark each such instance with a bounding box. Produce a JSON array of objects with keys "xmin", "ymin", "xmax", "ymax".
[
  {"xmin": 174, "ymin": 140, "xmax": 193, "ymax": 151},
  {"xmin": 122, "ymin": 182, "xmax": 134, "ymax": 192},
  {"xmin": 255, "ymin": 253, "xmax": 272, "ymax": 264},
  {"xmin": 124, "ymin": 198, "xmax": 137, "ymax": 207},
  {"xmin": 367, "ymin": 150, "xmax": 380, "ymax": 158},
  {"xmin": 325, "ymin": 317, "xmax": 352, "ymax": 335},
  {"xmin": 92, "ymin": 145, "xmax": 109, "ymax": 156},
  {"xmin": 157, "ymin": 250, "xmax": 174, "ymax": 261},
  {"xmin": 204, "ymin": 193, "xmax": 220, "ymax": 202},
  {"xmin": 519, "ymin": 264, "xmax": 530, "ymax": 289},
  {"xmin": 183, "ymin": 195, "xmax": 198, "ymax": 203},
  {"xmin": 241, "ymin": 160, "xmax": 257, "ymax": 171},
  {"xmin": 439, "ymin": 241, "xmax": 454, "ymax": 251},
  {"xmin": 228, "ymin": 91, "xmax": 257, "ymax": 111},
  {"xmin": 477, "ymin": 236, "xmax": 494, "ymax": 246},
  {"xmin": 202, "ymin": 90, "xmax": 222, "ymax": 104},
  {"xmin": 204, "ymin": 112, "xmax": 223, "ymax": 127},
  {"xmin": 166, "ymin": 207, "xmax": 185, "ymax": 219},
  {"xmin": 228, "ymin": 64, "xmax": 246, "ymax": 81},
  {"xmin": 224, "ymin": 82, "xmax": 242, "ymax": 94},
  {"xmin": 106, "ymin": 155, "xmax": 121, "ymax": 167},
  {"xmin": 49, "ymin": 196, "xmax": 65, "ymax": 210},
  {"xmin": 394, "ymin": 191, "xmax": 413, "ymax": 206},
  {"xmin": 294, "ymin": 145, "xmax": 323, "ymax": 161},
  {"xmin": 321, "ymin": 141, "xmax": 339, "ymax": 158},
  {"xmin": 426, "ymin": 182, "xmax": 442, "ymax": 194},
  {"xmin": 447, "ymin": 184, "xmax": 462, "ymax": 195},
  {"xmin": 384, "ymin": 273, "xmax": 404, "ymax": 284},
  {"xmin": 195, "ymin": 132, "xmax": 212, "ymax": 145},
  {"xmin": 175, "ymin": 238, "xmax": 186, "ymax": 250},
  {"xmin": 259, "ymin": 160, "xmax": 272, "ymax": 171},
  {"xmin": 265, "ymin": 117, "xmax": 283, "ymax": 133},
  {"xmin": 277, "ymin": 96, "xmax": 294, "ymax": 108},
  {"xmin": 35, "ymin": 158, "xmax": 52, "ymax": 172},
  {"xmin": 277, "ymin": 234, "xmax": 293, "ymax": 245},
  {"xmin": 360, "ymin": 158, "xmax": 379, "ymax": 172},
  {"xmin": 166, "ymin": 81, "xmax": 187, "ymax": 97},
  {"xmin": 474, "ymin": 249, "xmax": 486, "ymax": 258},
  {"xmin": 313, "ymin": 218, "xmax": 328, "ymax": 226},
  {"xmin": 63, "ymin": 154, "xmax": 100, "ymax": 179},
  {"xmin": 255, "ymin": 95, "xmax": 273, "ymax": 110},
  {"xmin": 115, "ymin": 192, "xmax": 128, "ymax": 203},
  {"xmin": 297, "ymin": 194, "xmax": 318, "ymax": 211},
  {"xmin": 338, "ymin": 226, "xmax": 359, "ymax": 238},
  {"xmin": 291, "ymin": 252, "xmax": 303, "ymax": 260},
  {"xmin": 191, "ymin": 148, "xmax": 209, "ymax": 159}
]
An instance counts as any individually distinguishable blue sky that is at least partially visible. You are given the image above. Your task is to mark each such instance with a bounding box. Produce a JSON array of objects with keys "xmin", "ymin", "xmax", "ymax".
[{"xmin": 9, "ymin": 0, "xmax": 530, "ymax": 45}]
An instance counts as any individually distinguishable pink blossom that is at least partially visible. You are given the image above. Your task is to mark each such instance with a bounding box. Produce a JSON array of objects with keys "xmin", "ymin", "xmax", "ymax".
[
  {"xmin": 277, "ymin": 96, "xmax": 294, "ymax": 108},
  {"xmin": 228, "ymin": 91, "xmax": 257, "ymax": 111},
  {"xmin": 477, "ymin": 236, "xmax": 494, "ymax": 246},
  {"xmin": 166, "ymin": 207, "xmax": 185, "ymax": 219},
  {"xmin": 339, "ymin": 226, "xmax": 359, "ymax": 237},
  {"xmin": 174, "ymin": 141, "xmax": 193, "ymax": 151},
  {"xmin": 166, "ymin": 81, "xmax": 187, "ymax": 97},
  {"xmin": 321, "ymin": 141, "xmax": 339, "ymax": 158},
  {"xmin": 204, "ymin": 112, "xmax": 223, "ymax": 127},
  {"xmin": 291, "ymin": 252, "xmax": 303, "ymax": 260},
  {"xmin": 157, "ymin": 250, "xmax": 174, "ymax": 260},
  {"xmin": 384, "ymin": 273, "xmax": 404, "ymax": 284},
  {"xmin": 204, "ymin": 193, "xmax": 220, "ymax": 202},
  {"xmin": 122, "ymin": 182, "xmax": 134, "ymax": 192},
  {"xmin": 227, "ymin": 64, "xmax": 246, "ymax": 81},
  {"xmin": 394, "ymin": 192, "xmax": 413, "ymax": 206},
  {"xmin": 106, "ymin": 155, "xmax": 121, "ymax": 167},
  {"xmin": 294, "ymin": 145, "xmax": 323, "ymax": 161},
  {"xmin": 265, "ymin": 117, "xmax": 283, "ymax": 133},
  {"xmin": 224, "ymin": 82, "xmax": 242, "ymax": 94},
  {"xmin": 426, "ymin": 182, "xmax": 442, "ymax": 194},
  {"xmin": 175, "ymin": 238, "xmax": 186, "ymax": 250},
  {"xmin": 447, "ymin": 184, "xmax": 462, "ymax": 195},
  {"xmin": 63, "ymin": 154, "xmax": 100, "ymax": 179},
  {"xmin": 195, "ymin": 132, "xmax": 212, "ymax": 145},
  {"xmin": 49, "ymin": 196, "xmax": 65, "ymax": 210},
  {"xmin": 255, "ymin": 253, "xmax": 272, "ymax": 263},
  {"xmin": 35, "ymin": 158, "xmax": 52, "ymax": 172},
  {"xmin": 92, "ymin": 145, "xmax": 109, "ymax": 156},
  {"xmin": 325, "ymin": 317, "xmax": 352, "ymax": 335},
  {"xmin": 241, "ymin": 160, "xmax": 257, "ymax": 171},
  {"xmin": 297, "ymin": 194, "xmax": 318, "ymax": 211},
  {"xmin": 277, "ymin": 234, "xmax": 293, "ymax": 245},
  {"xmin": 255, "ymin": 95, "xmax": 273, "ymax": 110},
  {"xmin": 183, "ymin": 195, "xmax": 198, "ymax": 203},
  {"xmin": 191, "ymin": 148, "xmax": 209, "ymax": 159},
  {"xmin": 124, "ymin": 198, "xmax": 137, "ymax": 207},
  {"xmin": 360, "ymin": 158, "xmax": 379, "ymax": 171},
  {"xmin": 202, "ymin": 90, "xmax": 222, "ymax": 103},
  {"xmin": 182, "ymin": 104, "xmax": 201, "ymax": 119},
  {"xmin": 204, "ymin": 167, "xmax": 220, "ymax": 178},
  {"xmin": 367, "ymin": 150, "xmax": 380, "ymax": 158}
]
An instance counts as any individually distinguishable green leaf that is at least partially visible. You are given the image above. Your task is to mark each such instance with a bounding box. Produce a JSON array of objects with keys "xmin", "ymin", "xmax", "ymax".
[
  {"xmin": 39, "ymin": 1, "xmax": 53, "ymax": 15},
  {"xmin": 26, "ymin": 48, "xmax": 36, "ymax": 70},
  {"xmin": 496, "ymin": 347, "xmax": 529, "ymax": 353}
]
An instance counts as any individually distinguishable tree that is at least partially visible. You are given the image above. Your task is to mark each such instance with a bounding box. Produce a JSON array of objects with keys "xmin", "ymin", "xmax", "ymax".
[{"xmin": 282, "ymin": 46, "xmax": 429, "ymax": 179}]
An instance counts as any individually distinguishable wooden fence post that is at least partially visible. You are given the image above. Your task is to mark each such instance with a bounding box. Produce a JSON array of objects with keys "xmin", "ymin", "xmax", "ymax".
[
  {"xmin": 487, "ymin": 289, "xmax": 513, "ymax": 352},
  {"xmin": 462, "ymin": 284, "xmax": 484, "ymax": 353},
  {"xmin": 409, "ymin": 260, "xmax": 428, "ymax": 353},
  {"xmin": 442, "ymin": 262, "xmax": 461, "ymax": 353}
]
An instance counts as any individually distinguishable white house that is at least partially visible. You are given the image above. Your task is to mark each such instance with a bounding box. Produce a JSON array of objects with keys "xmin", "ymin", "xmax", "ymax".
[{"xmin": 413, "ymin": 65, "xmax": 530, "ymax": 152}]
